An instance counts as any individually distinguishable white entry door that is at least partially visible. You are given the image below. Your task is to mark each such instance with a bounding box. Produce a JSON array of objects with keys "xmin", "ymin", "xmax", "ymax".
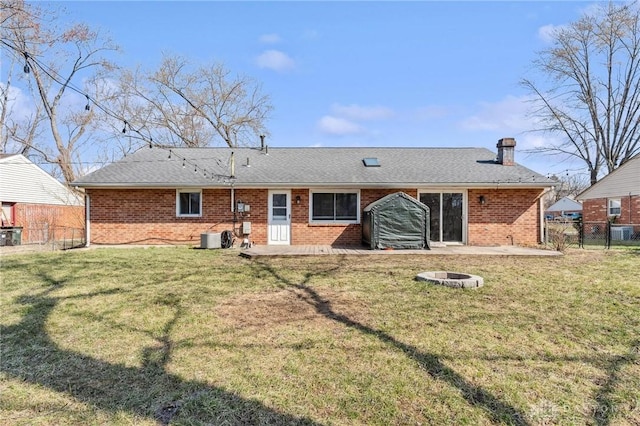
[{"xmin": 268, "ymin": 190, "xmax": 291, "ymax": 245}]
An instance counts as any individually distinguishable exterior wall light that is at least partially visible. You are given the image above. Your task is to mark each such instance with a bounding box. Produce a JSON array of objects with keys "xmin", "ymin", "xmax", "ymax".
[
  {"xmin": 479, "ymin": 195, "xmax": 486, "ymax": 205},
  {"xmin": 295, "ymin": 195, "xmax": 301, "ymax": 204}
]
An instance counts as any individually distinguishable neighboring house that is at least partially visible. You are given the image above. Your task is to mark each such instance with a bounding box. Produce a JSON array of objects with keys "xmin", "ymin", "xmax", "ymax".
[
  {"xmin": 73, "ymin": 138, "xmax": 554, "ymax": 248},
  {"xmin": 0, "ymin": 154, "xmax": 84, "ymax": 244},
  {"xmin": 577, "ymin": 155, "xmax": 640, "ymax": 225},
  {"xmin": 545, "ymin": 196, "xmax": 582, "ymax": 219}
]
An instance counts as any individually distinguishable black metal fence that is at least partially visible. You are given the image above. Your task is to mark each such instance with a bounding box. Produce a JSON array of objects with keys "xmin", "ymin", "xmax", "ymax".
[{"xmin": 544, "ymin": 219, "xmax": 640, "ymax": 249}]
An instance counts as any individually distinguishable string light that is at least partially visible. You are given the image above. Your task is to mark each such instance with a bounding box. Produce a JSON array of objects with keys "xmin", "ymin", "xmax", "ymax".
[
  {"xmin": 2, "ymin": 42, "xmax": 236, "ymax": 184},
  {"xmin": 23, "ymin": 52, "xmax": 30, "ymax": 74}
]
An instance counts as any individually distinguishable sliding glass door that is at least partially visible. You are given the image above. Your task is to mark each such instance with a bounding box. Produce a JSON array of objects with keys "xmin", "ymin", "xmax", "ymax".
[{"xmin": 419, "ymin": 192, "xmax": 464, "ymax": 243}]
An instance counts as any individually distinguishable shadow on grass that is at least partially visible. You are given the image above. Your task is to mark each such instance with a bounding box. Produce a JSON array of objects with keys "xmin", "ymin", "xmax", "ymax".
[
  {"xmin": 593, "ymin": 340, "xmax": 640, "ymax": 426},
  {"xmin": 1, "ymin": 266, "xmax": 321, "ymax": 425},
  {"xmin": 254, "ymin": 259, "xmax": 640, "ymax": 425},
  {"xmin": 434, "ymin": 345, "xmax": 639, "ymax": 425},
  {"xmin": 254, "ymin": 260, "xmax": 531, "ymax": 425}
]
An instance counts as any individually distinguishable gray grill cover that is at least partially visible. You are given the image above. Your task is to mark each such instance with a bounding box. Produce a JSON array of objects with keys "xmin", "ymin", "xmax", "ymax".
[{"xmin": 362, "ymin": 192, "xmax": 430, "ymax": 250}]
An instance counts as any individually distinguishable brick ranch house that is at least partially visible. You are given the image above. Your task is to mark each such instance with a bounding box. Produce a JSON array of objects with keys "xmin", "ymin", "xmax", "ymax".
[
  {"xmin": 1, "ymin": 154, "xmax": 84, "ymax": 244},
  {"xmin": 577, "ymin": 154, "xmax": 640, "ymax": 228},
  {"xmin": 73, "ymin": 138, "xmax": 554, "ymax": 248}
]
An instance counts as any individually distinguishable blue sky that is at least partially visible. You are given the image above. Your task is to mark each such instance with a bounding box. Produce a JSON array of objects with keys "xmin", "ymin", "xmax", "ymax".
[{"xmin": 48, "ymin": 1, "xmax": 596, "ymax": 176}]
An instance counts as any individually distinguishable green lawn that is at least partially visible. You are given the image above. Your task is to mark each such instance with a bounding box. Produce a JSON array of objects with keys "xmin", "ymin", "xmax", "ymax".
[{"xmin": 1, "ymin": 247, "xmax": 639, "ymax": 425}]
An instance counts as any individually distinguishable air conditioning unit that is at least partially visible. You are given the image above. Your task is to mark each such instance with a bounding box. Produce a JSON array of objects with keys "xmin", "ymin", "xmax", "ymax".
[
  {"xmin": 200, "ymin": 232, "xmax": 222, "ymax": 249},
  {"xmin": 611, "ymin": 226, "xmax": 633, "ymax": 241}
]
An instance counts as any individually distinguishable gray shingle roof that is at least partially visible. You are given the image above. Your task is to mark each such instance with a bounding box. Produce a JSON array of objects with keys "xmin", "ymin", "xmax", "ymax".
[{"xmin": 73, "ymin": 147, "xmax": 554, "ymax": 188}]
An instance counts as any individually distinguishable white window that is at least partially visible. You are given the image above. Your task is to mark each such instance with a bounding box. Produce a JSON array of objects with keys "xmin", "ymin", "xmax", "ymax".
[
  {"xmin": 176, "ymin": 189, "xmax": 202, "ymax": 217},
  {"xmin": 1, "ymin": 202, "xmax": 14, "ymax": 226},
  {"xmin": 608, "ymin": 198, "xmax": 621, "ymax": 216},
  {"xmin": 310, "ymin": 190, "xmax": 359, "ymax": 223}
]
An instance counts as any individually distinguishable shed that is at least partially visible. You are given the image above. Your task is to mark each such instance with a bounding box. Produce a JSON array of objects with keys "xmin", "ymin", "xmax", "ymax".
[{"xmin": 362, "ymin": 192, "xmax": 430, "ymax": 250}]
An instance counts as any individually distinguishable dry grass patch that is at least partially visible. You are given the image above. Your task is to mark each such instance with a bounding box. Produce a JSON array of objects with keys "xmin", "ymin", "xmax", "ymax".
[{"xmin": 216, "ymin": 287, "xmax": 372, "ymax": 330}]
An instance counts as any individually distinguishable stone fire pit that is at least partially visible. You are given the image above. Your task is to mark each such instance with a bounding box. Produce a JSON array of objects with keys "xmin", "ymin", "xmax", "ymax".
[{"xmin": 415, "ymin": 271, "xmax": 484, "ymax": 289}]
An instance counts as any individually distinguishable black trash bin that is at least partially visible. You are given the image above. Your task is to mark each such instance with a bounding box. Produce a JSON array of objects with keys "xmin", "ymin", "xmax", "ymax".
[{"xmin": 0, "ymin": 226, "xmax": 23, "ymax": 246}]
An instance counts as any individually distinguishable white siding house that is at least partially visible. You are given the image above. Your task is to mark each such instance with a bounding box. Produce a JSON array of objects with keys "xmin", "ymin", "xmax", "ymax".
[
  {"xmin": 1, "ymin": 154, "xmax": 84, "ymax": 244},
  {"xmin": 578, "ymin": 156, "xmax": 640, "ymax": 200},
  {"xmin": 0, "ymin": 154, "xmax": 82, "ymax": 207},
  {"xmin": 546, "ymin": 196, "xmax": 582, "ymax": 218},
  {"xmin": 577, "ymin": 155, "xmax": 640, "ymax": 225}
]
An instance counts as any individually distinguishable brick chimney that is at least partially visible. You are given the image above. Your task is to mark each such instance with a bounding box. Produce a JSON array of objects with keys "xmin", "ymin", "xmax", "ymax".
[{"xmin": 496, "ymin": 137, "xmax": 516, "ymax": 166}]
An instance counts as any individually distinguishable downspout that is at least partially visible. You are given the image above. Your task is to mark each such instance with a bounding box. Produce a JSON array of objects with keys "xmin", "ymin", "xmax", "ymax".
[
  {"xmin": 230, "ymin": 151, "xmax": 236, "ymax": 225},
  {"xmin": 539, "ymin": 188, "xmax": 551, "ymax": 244},
  {"xmin": 85, "ymin": 193, "xmax": 90, "ymax": 247},
  {"xmin": 231, "ymin": 185, "xmax": 235, "ymax": 213},
  {"xmin": 540, "ymin": 195, "xmax": 544, "ymax": 244}
]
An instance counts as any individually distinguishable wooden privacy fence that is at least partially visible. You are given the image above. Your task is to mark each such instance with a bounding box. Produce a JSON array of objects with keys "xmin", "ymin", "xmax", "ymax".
[{"xmin": 12, "ymin": 203, "xmax": 85, "ymax": 248}]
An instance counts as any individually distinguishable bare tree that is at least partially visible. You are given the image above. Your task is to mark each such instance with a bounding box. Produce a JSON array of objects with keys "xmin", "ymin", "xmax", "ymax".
[
  {"xmin": 86, "ymin": 69, "xmax": 155, "ymax": 158},
  {"xmin": 105, "ymin": 54, "xmax": 272, "ymax": 150},
  {"xmin": 547, "ymin": 172, "xmax": 590, "ymax": 205},
  {"xmin": 1, "ymin": 54, "xmax": 50, "ymax": 157},
  {"xmin": 522, "ymin": 2, "xmax": 640, "ymax": 185},
  {"xmin": 1, "ymin": 0, "xmax": 118, "ymax": 184},
  {"xmin": 1, "ymin": 0, "xmax": 47, "ymax": 156}
]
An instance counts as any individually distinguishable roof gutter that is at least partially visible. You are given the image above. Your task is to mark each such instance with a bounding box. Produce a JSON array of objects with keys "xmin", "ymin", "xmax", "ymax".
[{"xmin": 76, "ymin": 181, "xmax": 554, "ymax": 190}]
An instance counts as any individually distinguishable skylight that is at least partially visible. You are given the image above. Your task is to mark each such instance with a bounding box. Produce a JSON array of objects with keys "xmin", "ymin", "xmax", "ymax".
[{"xmin": 363, "ymin": 157, "xmax": 380, "ymax": 167}]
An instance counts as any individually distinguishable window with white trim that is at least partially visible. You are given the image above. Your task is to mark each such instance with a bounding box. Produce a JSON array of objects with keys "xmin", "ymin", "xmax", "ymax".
[
  {"xmin": 311, "ymin": 190, "xmax": 359, "ymax": 223},
  {"xmin": 608, "ymin": 198, "xmax": 621, "ymax": 216},
  {"xmin": 176, "ymin": 189, "xmax": 202, "ymax": 217}
]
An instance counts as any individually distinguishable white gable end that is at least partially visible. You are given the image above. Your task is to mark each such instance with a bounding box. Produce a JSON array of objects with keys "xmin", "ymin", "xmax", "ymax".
[
  {"xmin": 547, "ymin": 196, "xmax": 582, "ymax": 212},
  {"xmin": 0, "ymin": 155, "xmax": 83, "ymax": 206},
  {"xmin": 578, "ymin": 156, "xmax": 640, "ymax": 200}
]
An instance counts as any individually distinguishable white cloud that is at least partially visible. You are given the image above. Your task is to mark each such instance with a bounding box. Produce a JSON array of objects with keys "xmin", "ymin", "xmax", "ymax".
[
  {"xmin": 460, "ymin": 95, "xmax": 533, "ymax": 132},
  {"xmin": 519, "ymin": 134, "xmax": 555, "ymax": 150},
  {"xmin": 255, "ymin": 49, "xmax": 295, "ymax": 72},
  {"xmin": 91, "ymin": 76, "xmax": 120, "ymax": 95},
  {"xmin": 459, "ymin": 95, "xmax": 567, "ymax": 153},
  {"xmin": 259, "ymin": 33, "xmax": 281, "ymax": 44},
  {"xmin": 538, "ymin": 3, "xmax": 605, "ymax": 44},
  {"xmin": 317, "ymin": 116, "xmax": 363, "ymax": 135},
  {"xmin": 317, "ymin": 103, "xmax": 395, "ymax": 136},
  {"xmin": 0, "ymin": 83, "xmax": 36, "ymax": 122},
  {"xmin": 330, "ymin": 103, "xmax": 394, "ymax": 121},
  {"xmin": 538, "ymin": 24, "xmax": 563, "ymax": 43}
]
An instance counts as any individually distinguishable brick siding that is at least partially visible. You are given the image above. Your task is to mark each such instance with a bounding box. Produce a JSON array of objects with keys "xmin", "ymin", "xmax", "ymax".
[
  {"xmin": 582, "ymin": 195, "xmax": 640, "ymax": 223},
  {"xmin": 87, "ymin": 187, "xmax": 543, "ymax": 246},
  {"xmin": 467, "ymin": 188, "xmax": 543, "ymax": 246},
  {"xmin": 88, "ymin": 188, "xmax": 236, "ymax": 245}
]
